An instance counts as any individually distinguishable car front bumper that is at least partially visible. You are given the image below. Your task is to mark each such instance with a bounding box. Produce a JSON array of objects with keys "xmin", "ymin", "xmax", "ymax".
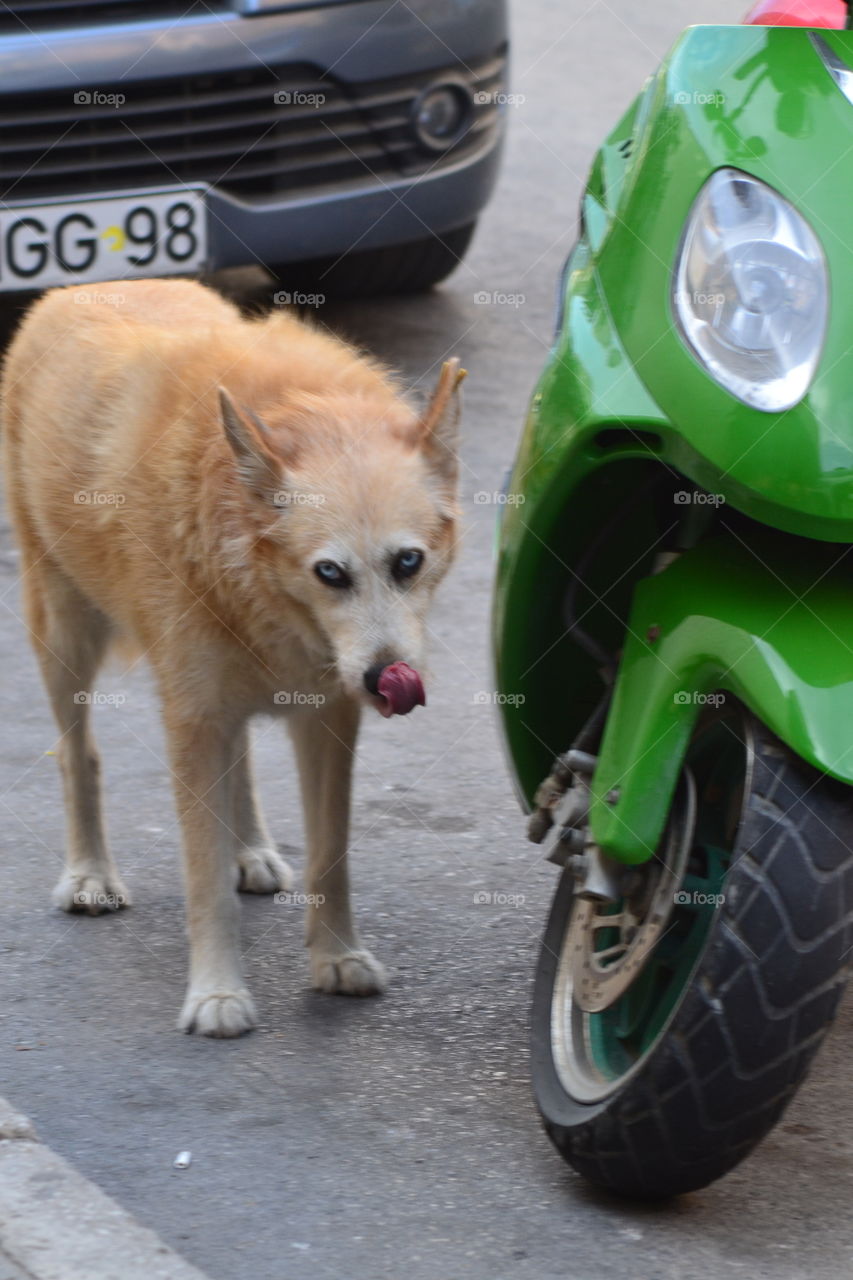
[
  {"xmin": 205, "ymin": 136, "xmax": 503, "ymax": 269},
  {"xmin": 0, "ymin": 0, "xmax": 508, "ymax": 270}
]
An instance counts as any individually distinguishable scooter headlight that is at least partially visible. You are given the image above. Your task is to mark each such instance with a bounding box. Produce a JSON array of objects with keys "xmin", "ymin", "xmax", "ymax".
[{"xmin": 673, "ymin": 169, "xmax": 828, "ymax": 412}]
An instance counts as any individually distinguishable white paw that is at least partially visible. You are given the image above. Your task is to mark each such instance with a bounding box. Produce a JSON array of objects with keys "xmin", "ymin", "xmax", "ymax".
[
  {"xmin": 178, "ymin": 987, "xmax": 257, "ymax": 1038},
  {"xmin": 237, "ymin": 846, "xmax": 294, "ymax": 894},
  {"xmin": 52, "ymin": 870, "xmax": 131, "ymax": 915},
  {"xmin": 311, "ymin": 949, "xmax": 388, "ymax": 996}
]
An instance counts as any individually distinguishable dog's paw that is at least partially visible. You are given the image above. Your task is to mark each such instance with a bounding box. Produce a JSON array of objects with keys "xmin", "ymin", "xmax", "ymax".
[
  {"xmin": 237, "ymin": 846, "xmax": 294, "ymax": 894},
  {"xmin": 52, "ymin": 870, "xmax": 131, "ymax": 916},
  {"xmin": 311, "ymin": 949, "xmax": 388, "ymax": 997},
  {"xmin": 178, "ymin": 987, "xmax": 257, "ymax": 1038}
]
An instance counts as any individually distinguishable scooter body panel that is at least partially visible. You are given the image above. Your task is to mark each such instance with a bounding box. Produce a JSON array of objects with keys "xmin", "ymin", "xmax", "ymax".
[
  {"xmin": 600, "ymin": 25, "xmax": 853, "ymax": 539},
  {"xmin": 588, "ymin": 533, "xmax": 853, "ymax": 863},
  {"xmin": 495, "ymin": 23, "xmax": 853, "ymax": 831}
]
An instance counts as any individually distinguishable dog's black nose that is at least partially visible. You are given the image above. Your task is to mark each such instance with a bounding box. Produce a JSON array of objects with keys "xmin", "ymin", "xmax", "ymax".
[{"xmin": 363, "ymin": 662, "xmax": 387, "ymax": 696}]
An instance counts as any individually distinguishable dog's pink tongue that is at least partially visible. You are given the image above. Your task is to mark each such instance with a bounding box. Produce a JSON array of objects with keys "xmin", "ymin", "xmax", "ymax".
[{"xmin": 376, "ymin": 662, "xmax": 426, "ymax": 718}]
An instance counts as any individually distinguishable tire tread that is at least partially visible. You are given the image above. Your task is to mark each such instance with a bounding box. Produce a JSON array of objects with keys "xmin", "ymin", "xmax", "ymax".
[{"xmin": 535, "ymin": 716, "xmax": 853, "ymax": 1197}]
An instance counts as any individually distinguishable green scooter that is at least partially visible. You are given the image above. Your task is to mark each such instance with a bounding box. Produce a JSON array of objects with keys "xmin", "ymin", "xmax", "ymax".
[{"xmin": 494, "ymin": 10, "xmax": 853, "ymax": 1197}]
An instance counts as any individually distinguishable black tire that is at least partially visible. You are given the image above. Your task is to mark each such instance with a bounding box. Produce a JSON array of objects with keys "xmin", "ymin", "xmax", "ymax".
[
  {"xmin": 265, "ymin": 222, "xmax": 476, "ymax": 300},
  {"xmin": 532, "ymin": 704, "xmax": 853, "ymax": 1198}
]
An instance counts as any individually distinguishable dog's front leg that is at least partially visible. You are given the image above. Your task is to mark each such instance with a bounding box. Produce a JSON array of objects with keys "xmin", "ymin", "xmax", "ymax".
[
  {"xmin": 165, "ymin": 712, "xmax": 256, "ymax": 1037},
  {"xmin": 289, "ymin": 695, "xmax": 387, "ymax": 995}
]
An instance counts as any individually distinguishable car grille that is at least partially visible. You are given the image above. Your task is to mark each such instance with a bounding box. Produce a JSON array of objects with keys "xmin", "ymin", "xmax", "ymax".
[
  {"xmin": 0, "ymin": 52, "xmax": 506, "ymax": 204},
  {"xmin": 0, "ymin": 0, "xmax": 226, "ymax": 35}
]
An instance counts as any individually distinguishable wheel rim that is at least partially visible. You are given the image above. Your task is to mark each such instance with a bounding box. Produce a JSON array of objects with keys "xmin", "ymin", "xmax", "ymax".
[{"xmin": 550, "ymin": 706, "xmax": 750, "ymax": 1104}]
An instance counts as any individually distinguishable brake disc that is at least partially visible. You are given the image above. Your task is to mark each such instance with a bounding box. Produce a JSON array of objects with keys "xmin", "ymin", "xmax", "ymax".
[{"xmin": 571, "ymin": 770, "xmax": 697, "ymax": 1013}]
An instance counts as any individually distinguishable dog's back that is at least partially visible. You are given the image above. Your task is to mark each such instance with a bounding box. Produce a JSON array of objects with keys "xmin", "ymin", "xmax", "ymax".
[
  {"xmin": 3, "ymin": 278, "xmax": 240, "ymax": 537},
  {"xmin": 2, "ymin": 278, "xmax": 404, "ymax": 631},
  {"xmin": 2, "ymin": 277, "xmax": 396, "ymax": 477}
]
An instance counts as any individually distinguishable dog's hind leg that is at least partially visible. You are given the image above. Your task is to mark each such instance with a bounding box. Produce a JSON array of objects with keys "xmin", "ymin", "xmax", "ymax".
[
  {"xmin": 231, "ymin": 726, "xmax": 294, "ymax": 894},
  {"xmin": 289, "ymin": 695, "xmax": 387, "ymax": 996},
  {"xmin": 23, "ymin": 559, "xmax": 129, "ymax": 915}
]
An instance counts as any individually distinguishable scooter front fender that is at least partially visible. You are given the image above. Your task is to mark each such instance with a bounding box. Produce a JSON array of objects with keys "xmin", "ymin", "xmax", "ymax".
[{"xmin": 589, "ymin": 533, "xmax": 853, "ymax": 864}]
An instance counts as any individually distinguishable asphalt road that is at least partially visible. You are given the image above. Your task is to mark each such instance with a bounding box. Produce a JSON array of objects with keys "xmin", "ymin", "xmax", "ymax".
[{"xmin": 4, "ymin": 3, "xmax": 853, "ymax": 1279}]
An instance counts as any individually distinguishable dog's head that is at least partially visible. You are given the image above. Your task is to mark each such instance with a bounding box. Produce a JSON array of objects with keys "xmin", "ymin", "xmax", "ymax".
[{"xmin": 218, "ymin": 360, "xmax": 463, "ymax": 715}]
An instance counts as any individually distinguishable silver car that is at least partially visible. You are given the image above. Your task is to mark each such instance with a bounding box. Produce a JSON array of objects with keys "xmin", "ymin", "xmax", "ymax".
[{"xmin": 0, "ymin": 0, "xmax": 507, "ymax": 296}]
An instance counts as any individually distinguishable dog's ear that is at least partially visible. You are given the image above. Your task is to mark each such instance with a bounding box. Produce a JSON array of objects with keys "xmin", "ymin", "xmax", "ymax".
[
  {"xmin": 219, "ymin": 388, "xmax": 283, "ymax": 505},
  {"xmin": 418, "ymin": 358, "xmax": 465, "ymax": 494}
]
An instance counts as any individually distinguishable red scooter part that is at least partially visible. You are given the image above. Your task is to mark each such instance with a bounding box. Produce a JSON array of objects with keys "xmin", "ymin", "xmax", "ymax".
[{"xmin": 743, "ymin": 0, "xmax": 846, "ymax": 26}]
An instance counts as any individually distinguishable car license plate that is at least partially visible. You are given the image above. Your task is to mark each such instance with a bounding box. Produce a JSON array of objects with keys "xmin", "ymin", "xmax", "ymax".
[{"xmin": 0, "ymin": 188, "xmax": 207, "ymax": 291}]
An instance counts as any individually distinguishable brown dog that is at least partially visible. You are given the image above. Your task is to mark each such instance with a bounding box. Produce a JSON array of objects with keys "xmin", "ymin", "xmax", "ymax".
[{"xmin": 1, "ymin": 278, "xmax": 461, "ymax": 1036}]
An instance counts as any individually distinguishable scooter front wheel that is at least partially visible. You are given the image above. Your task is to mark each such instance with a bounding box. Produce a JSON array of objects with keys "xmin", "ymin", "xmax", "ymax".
[{"xmin": 531, "ymin": 703, "xmax": 853, "ymax": 1197}]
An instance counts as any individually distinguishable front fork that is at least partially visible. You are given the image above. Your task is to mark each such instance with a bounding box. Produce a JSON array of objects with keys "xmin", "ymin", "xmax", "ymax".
[{"xmin": 526, "ymin": 528, "xmax": 853, "ymax": 877}]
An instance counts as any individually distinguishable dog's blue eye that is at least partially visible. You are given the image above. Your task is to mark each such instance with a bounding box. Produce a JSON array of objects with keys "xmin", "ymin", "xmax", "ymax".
[
  {"xmin": 314, "ymin": 560, "xmax": 351, "ymax": 589},
  {"xmin": 392, "ymin": 549, "xmax": 424, "ymax": 582}
]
